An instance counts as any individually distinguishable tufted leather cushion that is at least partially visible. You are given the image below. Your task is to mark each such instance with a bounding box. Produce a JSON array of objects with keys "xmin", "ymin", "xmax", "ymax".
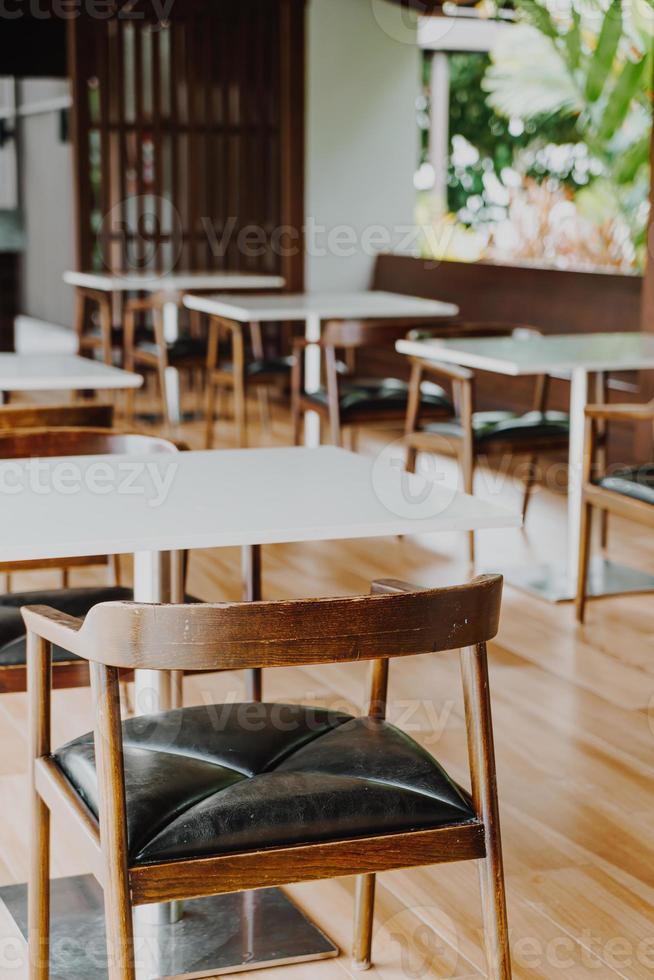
[
  {"xmin": 422, "ymin": 410, "xmax": 570, "ymax": 444},
  {"xmin": 598, "ymin": 465, "xmax": 654, "ymax": 506},
  {"xmin": 0, "ymin": 587, "xmax": 134, "ymax": 667},
  {"xmin": 307, "ymin": 378, "xmax": 452, "ymax": 418},
  {"xmin": 54, "ymin": 703, "xmax": 475, "ymax": 864}
]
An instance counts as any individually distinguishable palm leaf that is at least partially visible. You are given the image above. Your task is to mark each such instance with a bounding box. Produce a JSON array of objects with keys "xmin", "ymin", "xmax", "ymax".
[
  {"xmin": 613, "ymin": 130, "xmax": 651, "ymax": 181},
  {"xmin": 597, "ymin": 57, "xmax": 647, "ymax": 140},
  {"xmin": 517, "ymin": 0, "xmax": 560, "ymax": 39},
  {"xmin": 564, "ymin": 5, "xmax": 583, "ymax": 71},
  {"xmin": 484, "ymin": 26, "xmax": 582, "ymax": 120},
  {"xmin": 585, "ymin": 0, "xmax": 623, "ymax": 102}
]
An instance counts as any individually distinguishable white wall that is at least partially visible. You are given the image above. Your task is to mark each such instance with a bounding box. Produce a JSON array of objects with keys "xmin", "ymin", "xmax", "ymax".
[
  {"xmin": 18, "ymin": 79, "xmax": 75, "ymax": 327},
  {"xmin": 306, "ymin": 0, "xmax": 420, "ymax": 292}
]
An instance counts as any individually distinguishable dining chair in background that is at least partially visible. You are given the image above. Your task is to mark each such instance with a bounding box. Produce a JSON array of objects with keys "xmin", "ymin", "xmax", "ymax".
[
  {"xmin": 291, "ymin": 320, "xmax": 454, "ymax": 449},
  {"xmin": 0, "ymin": 426, "xmax": 183, "ymax": 695},
  {"xmin": 403, "ymin": 323, "xmax": 571, "ymax": 564},
  {"xmin": 576, "ymin": 398, "xmax": 654, "ymax": 622},
  {"xmin": 24, "ymin": 573, "xmax": 511, "ymax": 979}
]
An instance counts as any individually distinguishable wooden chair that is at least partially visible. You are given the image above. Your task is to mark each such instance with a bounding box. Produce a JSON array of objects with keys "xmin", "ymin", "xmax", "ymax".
[
  {"xmin": 123, "ymin": 296, "xmax": 208, "ymax": 427},
  {"xmin": 204, "ymin": 313, "xmax": 293, "ymax": 448},
  {"xmin": 576, "ymin": 399, "xmax": 654, "ymax": 622},
  {"xmin": 24, "ymin": 574, "xmax": 511, "ymax": 979},
  {"xmin": 404, "ymin": 323, "xmax": 571, "ymax": 564},
  {"xmin": 291, "ymin": 320, "xmax": 454, "ymax": 448},
  {"xmin": 0, "ymin": 427, "xmax": 182, "ymax": 694},
  {"xmin": 73, "ymin": 286, "xmax": 117, "ymax": 366}
]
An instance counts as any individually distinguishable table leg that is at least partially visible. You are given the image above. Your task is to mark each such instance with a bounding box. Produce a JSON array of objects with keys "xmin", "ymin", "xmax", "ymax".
[
  {"xmin": 304, "ymin": 313, "xmax": 322, "ymax": 447},
  {"xmin": 132, "ymin": 550, "xmax": 183, "ymax": 927},
  {"xmin": 241, "ymin": 544, "xmax": 263, "ymax": 702},
  {"xmin": 566, "ymin": 367, "xmax": 589, "ymax": 591},
  {"xmin": 162, "ymin": 300, "xmax": 182, "ymax": 426}
]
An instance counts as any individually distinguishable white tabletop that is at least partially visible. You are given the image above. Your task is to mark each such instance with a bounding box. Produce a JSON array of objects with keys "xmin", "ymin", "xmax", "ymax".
[
  {"xmin": 396, "ymin": 331, "xmax": 654, "ymax": 376},
  {"xmin": 183, "ymin": 290, "xmax": 459, "ymax": 322},
  {"xmin": 63, "ymin": 271, "xmax": 286, "ymax": 294},
  {"xmin": 0, "ymin": 446, "xmax": 519, "ymax": 562},
  {"xmin": 0, "ymin": 354, "xmax": 143, "ymax": 392}
]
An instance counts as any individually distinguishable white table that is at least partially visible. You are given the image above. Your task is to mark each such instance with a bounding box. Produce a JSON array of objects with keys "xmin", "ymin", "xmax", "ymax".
[
  {"xmin": 397, "ymin": 331, "xmax": 654, "ymax": 602},
  {"xmin": 184, "ymin": 290, "xmax": 459, "ymax": 445},
  {"xmin": 0, "ymin": 445, "xmax": 518, "ymax": 978},
  {"xmin": 64, "ymin": 271, "xmax": 285, "ymax": 423},
  {"xmin": 0, "ymin": 353, "xmax": 143, "ymax": 398}
]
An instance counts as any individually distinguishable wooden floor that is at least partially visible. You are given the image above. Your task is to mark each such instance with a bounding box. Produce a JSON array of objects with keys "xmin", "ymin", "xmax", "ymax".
[{"xmin": 1, "ymin": 390, "xmax": 653, "ymax": 979}]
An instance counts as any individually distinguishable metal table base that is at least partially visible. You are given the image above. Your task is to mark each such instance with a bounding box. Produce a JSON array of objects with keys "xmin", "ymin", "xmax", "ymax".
[
  {"xmin": 496, "ymin": 557, "xmax": 654, "ymax": 603},
  {"xmin": 0, "ymin": 875, "xmax": 338, "ymax": 979}
]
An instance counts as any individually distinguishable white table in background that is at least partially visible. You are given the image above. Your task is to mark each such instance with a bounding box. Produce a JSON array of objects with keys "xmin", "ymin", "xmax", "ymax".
[
  {"xmin": 183, "ymin": 290, "xmax": 459, "ymax": 446},
  {"xmin": 0, "ymin": 445, "xmax": 518, "ymax": 978},
  {"xmin": 397, "ymin": 330, "xmax": 654, "ymax": 602},
  {"xmin": 0, "ymin": 353, "xmax": 143, "ymax": 399},
  {"xmin": 64, "ymin": 270, "xmax": 285, "ymax": 423}
]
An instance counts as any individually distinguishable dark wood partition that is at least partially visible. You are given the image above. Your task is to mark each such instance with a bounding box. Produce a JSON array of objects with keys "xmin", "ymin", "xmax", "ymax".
[{"xmin": 67, "ymin": 0, "xmax": 305, "ymax": 288}]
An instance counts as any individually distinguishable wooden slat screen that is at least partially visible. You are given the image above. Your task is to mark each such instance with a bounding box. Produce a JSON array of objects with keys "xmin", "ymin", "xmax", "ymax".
[{"xmin": 68, "ymin": 0, "xmax": 304, "ymax": 287}]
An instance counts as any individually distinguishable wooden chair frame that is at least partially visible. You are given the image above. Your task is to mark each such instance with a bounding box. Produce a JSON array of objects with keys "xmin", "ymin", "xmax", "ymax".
[
  {"xmin": 575, "ymin": 399, "xmax": 654, "ymax": 622},
  {"xmin": 0, "ymin": 427, "xmax": 183, "ymax": 695},
  {"xmin": 123, "ymin": 296, "xmax": 206, "ymax": 428},
  {"xmin": 0, "ymin": 402, "xmax": 115, "ymax": 432},
  {"xmin": 73, "ymin": 286, "xmax": 116, "ymax": 366},
  {"xmin": 204, "ymin": 314, "xmax": 285, "ymax": 449},
  {"xmin": 24, "ymin": 574, "xmax": 511, "ymax": 979},
  {"xmin": 403, "ymin": 324, "xmax": 573, "ymax": 564},
  {"xmin": 290, "ymin": 319, "xmax": 456, "ymax": 449}
]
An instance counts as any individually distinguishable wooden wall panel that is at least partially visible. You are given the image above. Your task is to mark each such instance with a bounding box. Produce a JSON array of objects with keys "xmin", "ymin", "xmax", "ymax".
[{"xmin": 67, "ymin": 1, "xmax": 305, "ymax": 288}]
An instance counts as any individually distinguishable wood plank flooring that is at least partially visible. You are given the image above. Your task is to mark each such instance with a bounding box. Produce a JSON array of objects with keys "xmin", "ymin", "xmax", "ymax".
[{"xmin": 0, "ymin": 393, "xmax": 652, "ymax": 978}]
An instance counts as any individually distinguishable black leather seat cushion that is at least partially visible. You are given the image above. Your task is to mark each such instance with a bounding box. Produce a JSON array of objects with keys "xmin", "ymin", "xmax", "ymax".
[
  {"xmin": 136, "ymin": 334, "xmax": 208, "ymax": 361},
  {"xmin": 0, "ymin": 587, "xmax": 134, "ymax": 667},
  {"xmin": 219, "ymin": 355, "xmax": 294, "ymax": 377},
  {"xmin": 54, "ymin": 703, "xmax": 475, "ymax": 864},
  {"xmin": 422, "ymin": 410, "xmax": 570, "ymax": 443},
  {"xmin": 598, "ymin": 464, "xmax": 654, "ymax": 505},
  {"xmin": 307, "ymin": 378, "xmax": 452, "ymax": 418}
]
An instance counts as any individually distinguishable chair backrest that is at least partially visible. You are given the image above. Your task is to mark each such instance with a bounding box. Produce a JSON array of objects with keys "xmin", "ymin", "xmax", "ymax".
[
  {"xmin": 68, "ymin": 574, "xmax": 503, "ymax": 672},
  {"xmin": 0, "ymin": 428, "xmax": 181, "ymax": 460},
  {"xmin": 408, "ymin": 321, "xmax": 543, "ymax": 342},
  {"xmin": 0, "ymin": 402, "xmax": 114, "ymax": 431},
  {"xmin": 321, "ymin": 319, "xmax": 440, "ymax": 350}
]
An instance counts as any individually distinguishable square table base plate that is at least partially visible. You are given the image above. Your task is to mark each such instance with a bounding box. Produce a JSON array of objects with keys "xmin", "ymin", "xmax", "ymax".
[
  {"xmin": 0, "ymin": 875, "xmax": 338, "ymax": 979},
  {"xmin": 493, "ymin": 557, "xmax": 654, "ymax": 603}
]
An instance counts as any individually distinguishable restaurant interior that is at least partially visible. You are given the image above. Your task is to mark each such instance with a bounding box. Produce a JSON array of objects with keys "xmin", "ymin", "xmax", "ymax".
[{"xmin": 0, "ymin": 0, "xmax": 653, "ymax": 977}]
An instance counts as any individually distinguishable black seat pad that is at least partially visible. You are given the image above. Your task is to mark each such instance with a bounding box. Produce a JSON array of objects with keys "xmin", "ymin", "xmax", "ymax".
[
  {"xmin": 136, "ymin": 334, "xmax": 208, "ymax": 362},
  {"xmin": 0, "ymin": 587, "xmax": 134, "ymax": 667},
  {"xmin": 307, "ymin": 378, "xmax": 452, "ymax": 418},
  {"xmin": 219, "ymin": 356, "xmax": 294, "ymax": 377},
  {"xmin": 598, "ymin": 465, "xmax": 654, "ymax": 506},
  {"xmin": 422, "ymin": 410, "xmax": 570, "ymax": 443},
  {"xmin": 54, "ymin": 703, "xmax": 475, "ymax": 864}
]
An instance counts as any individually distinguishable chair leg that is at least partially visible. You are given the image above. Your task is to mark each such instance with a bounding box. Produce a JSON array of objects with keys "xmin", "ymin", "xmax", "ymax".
[
  {"xmin": 600, "ymin": 510, "xmax": 609, "ymax": 551},
  {"xmin": 28, "ymin": 791, "xmax": 50, "ymax": 978},
  {"xmin": 461, "ymin": 447, "xmax": 475, "ymax": 566},
  {"xmin": 521, "ymin": 455, "xmax": 538, "ymax": 524},
  {"xmin": 352, "ymin": 873, "xmax": 376, "ymax": 971},
  {"xmin": 478, "ymin": 845, "xmax": 512, "ymax": 979},
  {"xmin": 575, "ymin": 501, "xmax": 594, "ymax": 624},
  {"xmin": 205, "ymin": 375, "xmax": 218, "ymax": 449},
  {"xmin": 292, "ymin": 398, "xmax": 303, "ymax": 446},
  {"xmin": 234, "ymin": 378, "xmax": 248, "ymax": 448}
]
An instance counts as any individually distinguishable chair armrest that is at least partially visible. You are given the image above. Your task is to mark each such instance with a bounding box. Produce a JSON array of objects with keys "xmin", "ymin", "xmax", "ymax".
[
  {"xmin": 585, "ymin": 402, "xmax": 654, "ymax": 422},
  {"xmin": 21, "ymin": 606, "xmax": 85, "ymax": 657},
  {"xmin": 370, "ymin": 579, "xmax": 429, "ymax": 595},
  {"xmin": 409, "ymin": 356, "xmax": 474, "ymax": 383}
]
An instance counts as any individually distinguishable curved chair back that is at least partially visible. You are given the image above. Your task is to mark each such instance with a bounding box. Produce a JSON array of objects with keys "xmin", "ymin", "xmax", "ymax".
[
  {"xmin": 0, "ymin": 428, "xmax": 181, "ymax": 460},
  {"xmin": 0, "ymin": 402, "xmax": 115, "ymax": 431},
  {"xmin": 34, "ymin": 574, "xmax": 503, "ymax": 672}
]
